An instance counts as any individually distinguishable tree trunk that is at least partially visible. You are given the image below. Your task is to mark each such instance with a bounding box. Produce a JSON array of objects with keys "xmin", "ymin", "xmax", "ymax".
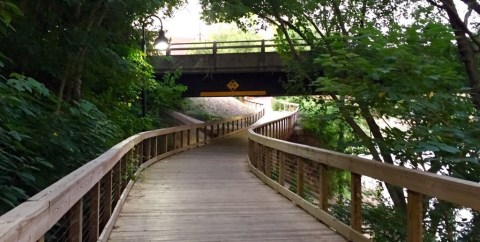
[
  {"xmin": 442, "ymin": 0, "xmax": 480, "ymax": 110},
  {"xmin": 330, "ymin": 95, "xmax": 407, "ymax": 209}
]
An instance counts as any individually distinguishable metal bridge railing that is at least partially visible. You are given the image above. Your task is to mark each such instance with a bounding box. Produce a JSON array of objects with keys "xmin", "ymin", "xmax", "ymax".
[{"xmin": 164, "ymin": 39, "xmax": 309, "ymax": 55}]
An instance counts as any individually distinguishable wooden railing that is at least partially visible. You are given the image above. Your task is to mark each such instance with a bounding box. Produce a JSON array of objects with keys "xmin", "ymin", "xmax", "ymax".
[
  {"xmin": 247, "ymin": 103, "xmax": 480, "ymax": 242},
  {"xmin": 0, "ymin": 103, "xmax": 264, "ymax": 242}
]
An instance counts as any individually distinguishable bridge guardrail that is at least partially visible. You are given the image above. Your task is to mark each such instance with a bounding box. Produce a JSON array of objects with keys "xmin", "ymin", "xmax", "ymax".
[
  {"xmin": 0, "ymin": 104, "xmax": 265, "ymax": 242},
  {"xmin": 247, "ymin": 101, "xmax": 480, "ymax": 242}
]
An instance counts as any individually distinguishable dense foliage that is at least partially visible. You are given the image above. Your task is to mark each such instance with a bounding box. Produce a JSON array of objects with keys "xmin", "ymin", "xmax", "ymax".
[
  {"xmin": 201, "ymin": 0, "xmax": 480, "ymax": 240},
  {"xmin": 0, "ymin": 0, "xmax": 186, "ymax": 214}
]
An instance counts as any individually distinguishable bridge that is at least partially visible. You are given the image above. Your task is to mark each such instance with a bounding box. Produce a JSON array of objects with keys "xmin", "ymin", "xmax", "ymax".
[
  {"xmin": 1, "ymin": 99, "xmax": 480, "ymax": 242},
  {"xmin": 151, "ymin": 40, "xmax": 309, "ymax": 97}
]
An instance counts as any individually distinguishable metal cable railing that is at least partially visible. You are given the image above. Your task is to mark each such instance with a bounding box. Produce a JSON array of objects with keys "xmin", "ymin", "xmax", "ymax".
[
  {"xmin": 0, "ymin": 99, "xmax": 265, "ymax": 242},
  {"xmin": 247, "ymin": 101, "xmax": 480, "ymax": 242}
]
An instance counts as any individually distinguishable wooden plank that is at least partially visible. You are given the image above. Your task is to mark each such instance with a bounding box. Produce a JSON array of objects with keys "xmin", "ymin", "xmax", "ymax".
[{"xmin": 407, "ymin": 190, "xmax": 423, "ymax": 242}]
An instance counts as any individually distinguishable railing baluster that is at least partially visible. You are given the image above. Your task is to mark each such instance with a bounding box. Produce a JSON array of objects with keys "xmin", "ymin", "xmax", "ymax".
[
  {"xmin": 407, "ymin": 190, "xmax": 423, "ymax": 242},
  {"xmin": 351, "ymin": 173, "xmax": 362, "ymax": 232}
]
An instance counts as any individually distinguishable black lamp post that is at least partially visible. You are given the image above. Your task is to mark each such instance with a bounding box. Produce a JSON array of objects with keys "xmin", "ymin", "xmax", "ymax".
[{"xmin": 140, "ymin": 15, "xmax": 169, "ymax": 117}]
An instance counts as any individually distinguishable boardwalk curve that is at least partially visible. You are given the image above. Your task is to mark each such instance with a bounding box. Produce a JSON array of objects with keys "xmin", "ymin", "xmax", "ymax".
[{"xmin": 108, "ymin": 132, "xmax": 345, "ymax": 241}]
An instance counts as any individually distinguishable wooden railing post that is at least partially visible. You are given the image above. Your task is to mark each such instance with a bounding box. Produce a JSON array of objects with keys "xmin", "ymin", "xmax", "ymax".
[
  {"xmin": 87, "ymin": 183, "xmax": 100, "ymax": 242},
  {"xmin": 102, "ymin": 171, "xmax": 112, "ymax": 229},
  {"xmin": 351, "ymin": 173, "xmax": 362, "ymax": 232},
  {"xmin": 196, "ymin": 128, "xmax": 200, "ymax": 145},
  {"xmin": 203, "ymin": 126, "xmax": 208, "ymax": 144},
  {"xmin": 297, "ymin": 158, "xmax": 304, "ymax": 197},
  {"xmin": 265, "ymin": 147, "xmax": 272, "ymax": 178},
  {"xmin": 172, "ymin": 132, "xmax": 177, "ymax": 150},
  {"xmin": 163, "ymin": 135, "xmax": 168, "ymax": 153},
  {"xmin": 408, "ymin": 190, "xmax": 423, "ymax": 242},
  {"xmin": 279, "ymin": 152, "xmax": 285, "ymax": 186},
  {"xmin": 152, "ymin": 136, "xmax": 158, "ymax": 157},
  {"xmin": 143, "ymin": 139, "xmax": 150, "ymax": 163},
  {"xmin": 118, "ymin": 159, "xmax": 124, "ymax": 197},
  {"xmin": 318, "ymin": 164, "xmax": 329, "ymax": 211},
  {"xmin": 68, "ymin": 199, "xmax": 83, "ymax": 242},
  {"xmin": 113, "ymin": 162, "xmax": 122, "ymax": 204},
  {"xmin": 180, "ymin": 130, "xmax": 184, "ymax": 148}
]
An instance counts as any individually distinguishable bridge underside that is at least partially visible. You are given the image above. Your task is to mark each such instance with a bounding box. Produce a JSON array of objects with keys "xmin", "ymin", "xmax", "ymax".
[
  {"xmin": 156, "ymin": 71, "xmax": 319, "ymax": 97},
  {"xmin": 156, "ymin": 71, "xmax": 291, "ymax": 97}
]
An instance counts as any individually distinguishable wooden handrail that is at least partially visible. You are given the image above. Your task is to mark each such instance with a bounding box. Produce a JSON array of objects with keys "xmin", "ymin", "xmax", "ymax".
[
  {"xmin": 247, "ymin": 102, "xmax": 480, "ymax": 242},
  {"xmin": 0, "ymin": 103, "xmax": 265, "ymax": 242}
]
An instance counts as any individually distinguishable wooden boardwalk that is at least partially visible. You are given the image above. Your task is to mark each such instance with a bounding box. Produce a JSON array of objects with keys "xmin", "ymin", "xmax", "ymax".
[{"xmin": 108, "ymin": 131, "xmax": 345, "ymax": 241}]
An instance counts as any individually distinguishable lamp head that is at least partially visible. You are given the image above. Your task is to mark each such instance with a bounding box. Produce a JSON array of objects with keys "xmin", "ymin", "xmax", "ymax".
[{"xmin": 154, "ymin": 29, "xmax": 169, "ymax": 50}]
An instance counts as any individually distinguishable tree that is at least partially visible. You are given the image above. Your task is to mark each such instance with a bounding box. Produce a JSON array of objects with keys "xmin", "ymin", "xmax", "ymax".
[
  {"xmin": 0, "ymin": 0, "xmax": 187, "ymax": 214},
  {"xmin": 200, "ymin": 0, "xmax": 480, "ymax": 240}
]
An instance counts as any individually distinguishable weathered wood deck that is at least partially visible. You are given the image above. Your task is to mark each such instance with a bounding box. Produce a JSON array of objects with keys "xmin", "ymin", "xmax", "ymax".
[{"xmin": 108, "ymin": 131, "xmax": 345, "ymax": 241}]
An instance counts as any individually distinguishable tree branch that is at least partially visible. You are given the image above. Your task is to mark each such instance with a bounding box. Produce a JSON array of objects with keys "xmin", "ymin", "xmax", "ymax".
[{"xmin": 460, "ymin": 0, "xmax": 480, "ymax": 15}]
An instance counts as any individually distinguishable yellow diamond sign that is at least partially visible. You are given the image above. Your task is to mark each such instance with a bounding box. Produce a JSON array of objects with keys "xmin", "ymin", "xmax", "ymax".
[{"xmin": 226, "ymin": 79, "xmax": 240, "ymax": 91}]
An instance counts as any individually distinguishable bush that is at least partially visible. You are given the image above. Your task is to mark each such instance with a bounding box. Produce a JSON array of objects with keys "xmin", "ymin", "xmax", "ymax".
[{"xmin": 0, "ymin": 75, "xmax": 119, "ymax": 214}]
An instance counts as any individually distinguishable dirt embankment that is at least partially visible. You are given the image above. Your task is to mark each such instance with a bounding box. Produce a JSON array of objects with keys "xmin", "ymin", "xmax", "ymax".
[{"xmin": 182, "ymin": 97, "xmax": 254, "ymax": 121}]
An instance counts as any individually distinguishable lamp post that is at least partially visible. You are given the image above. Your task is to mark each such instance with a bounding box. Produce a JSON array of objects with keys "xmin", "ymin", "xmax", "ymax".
[{"xmin": 140, "ymin": 14, "xmax": 169, "ymax": 117}]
